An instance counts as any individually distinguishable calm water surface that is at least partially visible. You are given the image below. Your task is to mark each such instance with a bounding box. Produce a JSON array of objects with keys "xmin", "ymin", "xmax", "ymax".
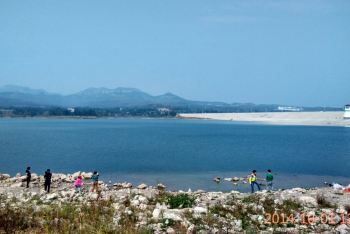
[{"xmin": 0, "ymin": 118, "xmax": 349, "ymax": 191}]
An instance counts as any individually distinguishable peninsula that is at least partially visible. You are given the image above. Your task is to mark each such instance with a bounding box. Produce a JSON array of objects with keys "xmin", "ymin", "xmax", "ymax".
[{"xmin": 178, "ymin": 112, "xmax": 350, "ymax": 127}]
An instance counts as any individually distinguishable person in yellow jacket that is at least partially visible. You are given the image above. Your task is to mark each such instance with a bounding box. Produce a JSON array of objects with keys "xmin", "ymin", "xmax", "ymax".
[{"xmin": 248, "ymin": 170, "xmax": 261, "ymax": 193}]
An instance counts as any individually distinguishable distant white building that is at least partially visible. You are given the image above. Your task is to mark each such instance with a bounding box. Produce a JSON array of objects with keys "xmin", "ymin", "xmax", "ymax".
[
  {"xmin": 277, "ymin": 106, "xmax": 302, "ymax": 112},
  {"xmin": 344, "ymin": 105, "xmax": 350, "ymax": 119},
  {"xmin": 158, "ymin": 107, "xmax": 170, "ymax": 113},
  {"xmin": 67, "ymin": 107, "xmax": 75, "ymax": 113}
]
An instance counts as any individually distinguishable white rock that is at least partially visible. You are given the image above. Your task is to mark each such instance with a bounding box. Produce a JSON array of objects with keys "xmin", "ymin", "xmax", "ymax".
[
  {"xmin": 16, "ymin": 173, "xmax": 21, "ymax": 177},
  {"xmin": 234, "ymin": 220, "xmax": 242, "ymax": 229},
  {"xmin": 131, "ymin": 199, "xmax": 140, "ymax": 207},
  {"xmin": 298, "ymin": 196, "xmax": 317, "ymax": 207},
  {"xmin": 232, "ymin": 177, "xmax": 240, "ymax": 182},
  {"xmin": 163, "ymin": 209, "xmax": 183, "ymax": 221},
  {"xmin": 72, "ymin": 171, "xmax": 81, "ymax": 178},
  {"xmin": 19, "ymin": 175, "xmax": 27, "ymax": 182},
  {"xmin": 139, "ymin": 204, "xmax": 148, "ymax": 210},
  {"xmin": 125, "ymin": 208, "xmax": 133, "ymax": 215},
  {"xmin": 166, "ymin": 227, "xmax": 175, "ymax": 234},
  {"xmin": 88, "ymin": 193, "xmax": 99, "ymax": 200},
  {"xmin": 137, "ymin": 183, "xmax": 147, "ymax": 189},
  {"xmin": 291, "ymin": 188, "xmax": 307, "ymax": 193},
  {"xmin": 10, "ymin": 182, "xmax": 23, "ymax": 188},
  {"xmin": 81, "ymin": 172, "xmax": 93, "ymax": 179},
  {"xmin": 230, "ymin": 190, "xmax": 240, "ymax": 194},
  {"xmin": 138, "ymin": 195, "xmax": 148, "ymax": 204},
  {"xmin": 193, "ymin": 206, "xmax": 207, "ymax": 214},
  {"xmin": 152, "ymin": 208, "xmax": 162, "ymax": 219},
  {"xmin": 0, "ymin": 174, "xmax": 10, "ymax": 180},
  {"xmin": 116, "ymin": 182, "xmax": 132, "ymax": 188},
  {"xmin": 336, "ymin": 224, "xmax": 350, "ymax": 234},
  {"xmin": 157, "ymin": 183, "xmax": 166, "ymax": 190},
  {"xmin": 46, "ymin": 193, "xmax": 58, "ymax": 200}
]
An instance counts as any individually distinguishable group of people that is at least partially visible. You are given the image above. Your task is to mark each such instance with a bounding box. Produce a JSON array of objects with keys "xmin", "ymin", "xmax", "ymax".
[
  {"xmin": 24, "ymin": 166, "xmax": 273, "ymax": 194},
  {"xmin": 248, "ymin": 169, "xmax": 274, "ymax": 193},
  {"xmin": 73, "ymin": 171, "xmax": 100, "ymax": 192},
  {"xmin": 25, "ymin": 167, "xmax": 100, "ymax": 193}
]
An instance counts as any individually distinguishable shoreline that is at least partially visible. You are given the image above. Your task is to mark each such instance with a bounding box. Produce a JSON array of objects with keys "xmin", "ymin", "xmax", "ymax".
[
  {"xmin": 178, "ymin": 111, "xmax": 350, "ymax": 127},
  {"xmin": 1, "ymin": 172, "xmax": 350, "ymax": 233}
]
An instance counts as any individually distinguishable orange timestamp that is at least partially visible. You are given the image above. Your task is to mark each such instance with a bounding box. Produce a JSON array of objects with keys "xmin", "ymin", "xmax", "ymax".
[{"xmin": 264, "ymin": 212, "xmax": 349, "ymax": 225}]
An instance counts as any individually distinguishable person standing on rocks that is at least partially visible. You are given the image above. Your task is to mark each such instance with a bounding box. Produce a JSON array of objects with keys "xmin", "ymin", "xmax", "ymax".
[
  {"xmin": 248, "ymin": 170, "xmax": 260, "ymax": 193},
  {"xmin": 25, "ymin": 166, "xmax": 31, "ymax": 188},
  {"xmin": 91, "ymin": 171, "xmax": 99, "ymax": 192},
  {"xmin": 74, "ymin": 175, "xmax": 83, "ymax": 192},
  {"xmin": 44, "ymin": 169, "xmax": 52, "ymax": 193},
  {"xmin": 266, "ymin": 169, "xmax": 274, "ymax": 191}
]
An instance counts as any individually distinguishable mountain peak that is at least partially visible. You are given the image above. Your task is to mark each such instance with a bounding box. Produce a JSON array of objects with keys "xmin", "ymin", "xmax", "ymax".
[{"xmin": 0, "ymin": 85, "xmax": 48, "ymax": 95}]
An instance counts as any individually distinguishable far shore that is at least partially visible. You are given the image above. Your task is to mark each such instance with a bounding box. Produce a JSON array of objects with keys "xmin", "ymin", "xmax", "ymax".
[{"xmin": 178, "ymin": 111, "xmax": 350, "ymax": 127}]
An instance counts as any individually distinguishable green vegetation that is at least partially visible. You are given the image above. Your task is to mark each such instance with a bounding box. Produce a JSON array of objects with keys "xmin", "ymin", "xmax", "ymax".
[
  {"xmin": 155, "ymin": 192, "xmax": 195, "ymax": 209},
  {"xmin": 0, "ymin": 199, "xmax": 116, "ymax": 233},
  {"xmin": 242, "ymin": 194, "xmax": 260, "ymax": 204}
]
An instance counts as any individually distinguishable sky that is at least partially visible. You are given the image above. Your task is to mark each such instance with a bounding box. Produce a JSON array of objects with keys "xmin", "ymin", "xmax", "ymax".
[{"xmin": 0, "ymin": 0, "xmax": 349, "ymax": 107}]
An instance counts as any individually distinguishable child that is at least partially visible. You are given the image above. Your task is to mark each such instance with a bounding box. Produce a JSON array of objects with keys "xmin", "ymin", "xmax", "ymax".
[
  {"xmin": 91, "ymin": 171, "xmax": 99, "ymax": 192},
  {"xmin": 266, "ymin": 169, "xmax": 274, "ymax": 191},
  {"xmin": 74, "ymin": 176, "xmax": 83, "ymax": 192}
]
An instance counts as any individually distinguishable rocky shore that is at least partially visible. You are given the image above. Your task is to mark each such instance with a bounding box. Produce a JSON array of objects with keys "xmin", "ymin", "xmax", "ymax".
[{"xmin": 1, "ymin": 172, "xmax": 350, "ymax": 233}]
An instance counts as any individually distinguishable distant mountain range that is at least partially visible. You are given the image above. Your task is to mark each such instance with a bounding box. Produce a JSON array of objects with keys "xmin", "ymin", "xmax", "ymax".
[
  {"xmin": 0, "ymin": 85, "xmax": 342, "ymax": 112},
  {"xmin": 0, "ymin": 85, "xmax": 225, "ymax": 108}
]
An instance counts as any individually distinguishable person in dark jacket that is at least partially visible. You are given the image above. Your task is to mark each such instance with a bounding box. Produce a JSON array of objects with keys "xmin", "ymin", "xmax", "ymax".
[
  {"xmin": 25, "ymin": 166, "xmax": 31, "ymax": 188},
  {"xmin": 91, "ymin": 171, "xmax": 99, "ymax": 192},
  {"xmin": 44, "ymin": 169, "xmax": 52, "ymax": 193}
]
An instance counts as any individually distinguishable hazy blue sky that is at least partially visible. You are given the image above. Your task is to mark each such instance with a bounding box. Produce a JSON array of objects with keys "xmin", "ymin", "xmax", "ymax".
[{"xmin": 0, "ymin": 0, "xmax": 349, "ymax": 107}]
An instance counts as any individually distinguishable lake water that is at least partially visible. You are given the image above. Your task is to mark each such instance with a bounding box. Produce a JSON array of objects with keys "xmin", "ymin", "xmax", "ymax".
[{"xmin": 1, "ymin": 118, "xmax": 350, "ymax": 192}]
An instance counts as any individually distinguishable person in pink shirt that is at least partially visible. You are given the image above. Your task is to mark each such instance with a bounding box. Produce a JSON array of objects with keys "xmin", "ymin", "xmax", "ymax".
[{"xmin": 74, "ymin": 175, "xmax": 83, "ymax": 192}]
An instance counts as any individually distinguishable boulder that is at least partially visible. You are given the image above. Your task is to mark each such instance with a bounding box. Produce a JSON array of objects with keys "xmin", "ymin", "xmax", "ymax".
[
  {"xmin": 163, "ymin": 209, "xmax": 183, "ymax": 221},
  {"xmin": 232, "ymin": 177, "xmax": 240, "ymax": 182},
  {"xmin": 336, "ymin": 224, "xmax": 350, "ymax": 234},
  {"xmin": 152, "ymin": 208, "xmax": 162, "ymax": 220},
  {"xmin": 297, "ymin": 196, "xmax": 317, "ymax": 207},
  {"xmin": 137, "ymin": 183, "xmax": 148, "ymax": 189},
  {"xmin": 166, "ymin": 227, "xmax": 175, "ymax": 234},
  {"xmin": 0, "ymin": 174, "xmax": 10, "ymax": 180},
  {"xmin": 291, "ymin": 188, "xmax": 307, "ymax": 193},
  {"xmin": 193, "ymin": 206, "xmax": 207, "ymax": 214},
  {"xmin": 131, "ymin": 199, "xmax": 140, "ymax": 207},
  {"xmin": 46, "ymin": 193, "xmax": 58, "ymax": 200},
  {"xmin": 116, "ymin": 182, "xmax": 132, "ymax": 189},
  {"xmin": 88, "ymin": 193, "xmax": 99, "ymax": 200},
  {"xmin": 152, "ymin": 203, "xmax": 168, "ymax": 220},
  {"xmin": 81, "ymin": 172, "xmax": 93, "ymax": 179},
  {"xmin": 72, "ymin": 171, "xmax": 81, "ymax": 179},
  {"xmin": 19, "ymin": 175, "xmax": 27, "ymax": 182},
  {"xmin": 10, "ymin": 182, "xmax": 23, "ymax": 188},
  {"xmin": 213, "ymin": 177, "xmax": 221, "ymax": 183},
  {"xmin": 157, "ymin": 183, "xmax": 166, "ymax": 190},
  {"xmin": 137, "ymin": 195, "xmax": 148, "ymax": 204}
]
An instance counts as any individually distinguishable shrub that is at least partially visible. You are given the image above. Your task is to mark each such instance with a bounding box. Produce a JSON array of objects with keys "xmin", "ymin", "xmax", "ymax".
[
  {"xmin": 157, "ymin": 193, "xmax": 195, "ymax": 209},
  {"xmin": 242, "ymin": 194, "xmax": 260, "ymax": 204},
  {"xmin": 316, "ymin": 194, "xmax": 335, "ymax": 208}
]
